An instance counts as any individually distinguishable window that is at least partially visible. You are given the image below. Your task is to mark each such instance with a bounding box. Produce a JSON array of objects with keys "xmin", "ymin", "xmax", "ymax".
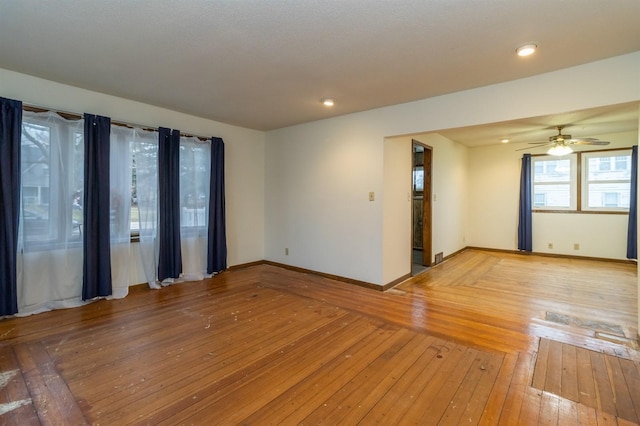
[
  {"xmin": 413, "ymin": 167, "xmax": 424, "ymax": 192},
  {"xmin": 582, "ymin": 151, "xmax": 631, "ymax": 211},
  {"xmin": 128, "ymin": 129, "xmax": 158, "ymax": 236},
  {"xmin": 531, "ymin": 149, "xmax": 631, "ymax": 213},
  {"xmin": 533, "ymin": 193, "xmax": 546, "ymax": 207},
  {"xmin": 21, "ymin": 112, "xmax": 84, "ymax": 248},
  {"xmin": 531, "ymin": 156, "xmax": 577, "ymax": 210},
  {"xmin": 180, "ymin": 137, "xmax": 210, "ymax": 230},
  {"xmin": 127, "ymin": 131, "xmax": 211, "ymax": 237}
]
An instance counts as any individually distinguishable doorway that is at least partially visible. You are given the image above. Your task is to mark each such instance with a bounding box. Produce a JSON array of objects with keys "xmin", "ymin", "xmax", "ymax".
[{"xmin": 412, "ymin": 140, "xmax": 432, "ymax": 275}]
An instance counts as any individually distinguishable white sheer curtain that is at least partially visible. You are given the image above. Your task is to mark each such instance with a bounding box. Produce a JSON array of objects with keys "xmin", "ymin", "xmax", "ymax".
[
  {"xmin": 16, "ymin": 111, "xmax": 131, "ymax": 315},
  {"xmin": 17, "ymin": 111, "xmax": 85, "ymax": 314},
  {"xmin": 109, "ymin": 126, "xmax": 133, "ymax": 297},
  {"xmin": 130, "ymin": 128, "xmax": 160, "ymax": 288},
  {"xmin": 180, "ymin": 136, "xmax": 211, "ymax": 281}
]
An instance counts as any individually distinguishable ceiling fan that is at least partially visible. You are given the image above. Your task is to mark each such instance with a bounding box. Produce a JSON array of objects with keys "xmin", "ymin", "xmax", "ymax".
[{"xmin": 518, "ymin": 125, "xmax": 610, "ymax": 155}]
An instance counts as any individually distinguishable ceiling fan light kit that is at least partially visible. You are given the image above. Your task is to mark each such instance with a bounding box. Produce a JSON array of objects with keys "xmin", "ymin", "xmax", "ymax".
[
  {"xmin": 519, "ymin": 125, "xmax": 610, "ymax": 155},
  {"xmin": 547, "ymin": 145, "xmax": 573, "ymax": 156}
]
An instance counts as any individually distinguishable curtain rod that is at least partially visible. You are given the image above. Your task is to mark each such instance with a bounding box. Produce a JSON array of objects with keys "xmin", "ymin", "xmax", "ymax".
[{"xmin": 22, "ymin": 104, "xmax": 212, "ymax": 142}]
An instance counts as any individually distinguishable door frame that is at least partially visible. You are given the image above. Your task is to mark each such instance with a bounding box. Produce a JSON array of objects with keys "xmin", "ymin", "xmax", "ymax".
[{"xmin": 412, "ymin": 140, "xmax": 433, "ymax": 268}]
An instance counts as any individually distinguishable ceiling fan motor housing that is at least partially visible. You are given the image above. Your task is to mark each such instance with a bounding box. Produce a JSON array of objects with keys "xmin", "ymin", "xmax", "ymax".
[
  {"xmin": 550, "ymin": 133, "xmax": 571, "ymax": 143},
  {"xmin": 550, "ymin": 126, "xmax": 571, "ymax": 144}
]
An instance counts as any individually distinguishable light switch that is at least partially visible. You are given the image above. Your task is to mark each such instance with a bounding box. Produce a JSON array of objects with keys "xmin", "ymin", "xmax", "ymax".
[{"xmin": 369, "ymin": 192, "xmax": 375, "ymax": 201}]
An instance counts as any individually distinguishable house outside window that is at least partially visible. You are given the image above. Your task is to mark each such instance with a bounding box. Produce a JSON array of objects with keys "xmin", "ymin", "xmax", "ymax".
[
  {"xmin": 582, "ymin": 151, "xmax": 631, "ymax": 211},
  {"xmin": 532, "ymin": 156, "xmax": 576, "ymax": 210},
  {"xmin": 531, "ymin": 149, "xmax": 631, "ymax": 213}
]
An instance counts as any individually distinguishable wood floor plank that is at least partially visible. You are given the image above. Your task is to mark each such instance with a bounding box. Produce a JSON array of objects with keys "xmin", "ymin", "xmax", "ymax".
[
  {"xmin": 619, "ymin": 358, "xmax": 640, "ymax": 422},
  {"xmin": 561, "ymin": 341, "xmax": 580, "ymax": 402},
  {"xmin": 604, "ymin": 354, "xmax": 638, "ymax": 423},
  {"xmin": 169, "ymin": 321, "xmax": 403, "ymax": 425},
  {"xmin": 532, "ymin": 337, "xmax": 550, "ymax": 390},
  {"xmin": 576, "ymin": 403, "xmax": 598, "ymax": 426},
  {"xmin": 357, "ymin": 337, "xmax": 451, "ymax": 424},
  {"xmin": 496, "ymin": 351, "xmax": 535, "ymax": 426},
  {"xmin": 462, "ymin": 349, "xmax": 505, "ymax": 423},
  {"xmin": 478, "ymin": 351, "xmax": 517, "ymax": 425},
  {"xmin": 96, "ymin": 309, "xmax": 358, "ymax": 424},
  {"xmin": 12, "ymin": 342, "xmax": 88, "ymax": 425},
  {"xmin": 335, "ymin": 334, "xmax": 436, "ymax": 425},
  {"xmin": 518, "ymin": 386, "xmax": 543, "ymax": 425},
  {"xmin": 0, "ymin": 345, "xmax": 38, "ymax": 426},
  {"xmin": 595, "ymin": 409, "xmax": 619, "ymax": 426},
  {"xmin": 62, "ymin": 291, "xmax": 315, "ymax": 393},
  {"xmin": 590, "ymin": 351, "xmax": 618, "ymax": 416},
  {"xmin": 538, "ymin": 391, "xmax": 560, "ymax": 425},
  {"xmin": 576, "ymin": 346, "xmax": 599, "ymax": 408},
  {"xmin": 292, "ymin": 328, "xmax": 416, "ymax": 425},
  {"xmin": 245, "ymin": 332, "xmax": 436, "ymax": 425},
  {"xmin": 557, "ymin": 396, "xmax": 579, "ymax": 425},
  {"xmin": 438, "ymin": 349, "xmax": 499, "ymax": 425},
  {"xmin": 410, "ymin": 346, "xmax": 481, "ymax": 423},
  {"xmin": 545, "ymin": 338, "xmax": 563, "ymax": 396}
]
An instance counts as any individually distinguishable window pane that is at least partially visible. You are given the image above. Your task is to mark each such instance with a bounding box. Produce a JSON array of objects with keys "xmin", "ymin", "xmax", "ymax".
[
  {"xmin": 21, "ymin": 122, "xmax": 52, "ymax": 242},
  {"xmin": 532, "ymin": 155, "xmax": 576, "ymax": 210},
  {"xmin": 21, "ymin": 113, "xmax": 84, "ymax": 247},
  {"xmin": 533, "ymin": 184, "xmax": 571, "ymax": 208},
  {"xmin": 180, "ymin": 142, "xmax": 209, "ymax": 228},
  {"xmin": 130, "ymin": 150, "xmax": 139, "ymax": 231},
  {"xmin": 587, "ymin": 155, "xmax": 631, "ymax": 181},
  {"xmin": 533, "ymin": 159, "xmax": 571, "ymax": 182},
  {"xmin": 131, "ymin": 137, "xmax": 158, "ymax": 233},
  {"xmin": 587, "ymin": 182, "xmax": 630, "ymax": 208},
  {"xmin": 583, "ymin": 151, "xmax": 631, "ymax": 211},
  {"xmin": 615, "ymin": 156, "xmax": 628, "ymax": 171},
  {"xmin": 72, "ymin": 131, "xmax": 83, "ymax": 240},
  {"xmin": 413, "ymin": 167, "xmax": 424, "ymax": 192}
]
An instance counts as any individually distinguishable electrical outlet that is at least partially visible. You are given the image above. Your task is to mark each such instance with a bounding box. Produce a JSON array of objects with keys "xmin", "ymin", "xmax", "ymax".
[
  {"xmin": 548, "ymin": 243, "xmax": 553, "ymax": 249},
  {"xmin": 285, "ymin": 248, "xmax": 289, "ymax": 255},
  {"xmin": 573, "ymin": 243, "xmax": 580, "ymax": 250}
]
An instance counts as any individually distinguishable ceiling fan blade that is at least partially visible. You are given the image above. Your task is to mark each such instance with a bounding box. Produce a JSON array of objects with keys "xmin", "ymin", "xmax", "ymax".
[
  {"xmin": 568, "ymin": 137, "xmax": 599, "ymax": 142},
  {"xmin": 516, "ymin": 143, "xmax": 551, "ymax": 151},
  {"xmin": 571, "ymin": 140, "xmax": 610, "ymax": 145}
]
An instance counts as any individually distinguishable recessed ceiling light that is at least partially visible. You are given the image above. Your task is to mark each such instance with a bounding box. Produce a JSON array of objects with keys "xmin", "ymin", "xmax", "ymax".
[
  {"xmin": 501, "ymin": 139, "xmax": 510, "ymax": 144},
  {"xmin": 516, "ymin": 44, "xmax": 537, "ymax": 57},
  {"xmin": 321, "ymin": 98, "xmax": 335, "ymax": 107}
]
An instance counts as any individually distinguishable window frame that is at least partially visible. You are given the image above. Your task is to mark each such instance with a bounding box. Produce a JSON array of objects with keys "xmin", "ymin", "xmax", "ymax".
[
  {"xmin": 531, "ymin": 147, "xmax": 632, "ymax": 215},
  {"xmin": 531, "ymin": 154, "xmax": 578, "ymax": 211},
  {"xmin": 20, "ymin": 113, "xmax": 85, "ymax": 251},
  {"xmin": 580, "ymin": 149, "xmax": 632, "ymax": 212}
]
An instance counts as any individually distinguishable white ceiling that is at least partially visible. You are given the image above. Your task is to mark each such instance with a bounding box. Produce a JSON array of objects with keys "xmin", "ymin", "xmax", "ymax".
[
  {"xmin": 433, "ymin": 101, "xmax": 640, "ymax": 149},
  {"xmin": 1, "ymin": 0, "xmax": 639, "ymax": 135}
]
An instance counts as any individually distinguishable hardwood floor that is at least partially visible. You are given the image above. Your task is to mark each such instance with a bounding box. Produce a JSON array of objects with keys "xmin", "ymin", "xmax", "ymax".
[{"xmin": 0, "ymin": 249, "xmax": 638, "ymax": 425}]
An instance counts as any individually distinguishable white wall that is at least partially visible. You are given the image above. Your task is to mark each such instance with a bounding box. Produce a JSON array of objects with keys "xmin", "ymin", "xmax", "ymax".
[
  {"xmin": 0, "ymin": 69, "xmax": 266, "ymax": 282},
  {"xmin": 382, "ymin": 137, "xmax": 411, "ymax": 284},
  {"xmin": 265, "ymin": 52, "xmax": 640, "ymax": 286},
  {"xmin": 264, "ymin": 118, "xmax": 384, "ymax": 284}
]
